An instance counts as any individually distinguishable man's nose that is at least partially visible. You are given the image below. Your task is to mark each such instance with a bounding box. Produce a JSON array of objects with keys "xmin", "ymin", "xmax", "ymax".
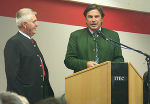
[
  {"xmin": 92, "ymin": 17, "xmax": 96, "ymax": 21},
  {"xmin": 35, "ymin": 22, "xmax": 38, "ymax": 27}
]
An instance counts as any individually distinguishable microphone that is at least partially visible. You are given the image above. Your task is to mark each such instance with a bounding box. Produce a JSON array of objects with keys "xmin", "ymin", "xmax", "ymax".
[
  {"xmin": 96, "ymin": 30, "xmax": 107, "ymax": 40},
  {"xmin": 96, "ymin": 29, "xmax": 150, "ymax": 57},
  {"xmin": 96, "ymin": 30, "xmax": 117, "ymax": 43}
]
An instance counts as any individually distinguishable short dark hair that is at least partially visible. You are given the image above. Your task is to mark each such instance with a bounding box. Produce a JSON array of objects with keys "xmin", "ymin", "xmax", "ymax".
[{"xmin": 83, "ymin": 4, "xmax": 105, "ymax": 18}]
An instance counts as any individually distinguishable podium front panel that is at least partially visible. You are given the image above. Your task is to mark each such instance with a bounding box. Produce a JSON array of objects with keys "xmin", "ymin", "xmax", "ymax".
[
  {"xmin": 65, "ymin": 62, "xmax": 111, "ymax": 104},
  {"xmin": 111, "ymin": 63, "xmax": 128, "ymax": 104}
]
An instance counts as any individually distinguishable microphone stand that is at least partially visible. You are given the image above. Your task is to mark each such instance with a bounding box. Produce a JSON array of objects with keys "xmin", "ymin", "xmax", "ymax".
[{"xmin": 97, "ymin": 30, "xmax": 150, "ymax": 101}]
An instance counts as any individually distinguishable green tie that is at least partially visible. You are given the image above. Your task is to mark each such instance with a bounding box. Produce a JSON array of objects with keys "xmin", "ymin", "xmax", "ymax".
[{"xmin": 93, "ymin": 33, "xmax": 99, "ymax": 63}]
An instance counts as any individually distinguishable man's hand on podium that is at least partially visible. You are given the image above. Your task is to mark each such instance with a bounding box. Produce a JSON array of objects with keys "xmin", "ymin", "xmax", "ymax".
[{"xmin": 87, "ymin": 61, "xmax": 98, "ymax": 68}]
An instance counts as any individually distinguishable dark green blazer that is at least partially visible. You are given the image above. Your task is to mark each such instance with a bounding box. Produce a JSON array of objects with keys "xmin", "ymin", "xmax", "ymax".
[{"xmin": 64, "ymin": 27, "xmax": 124, "ymax": 72}]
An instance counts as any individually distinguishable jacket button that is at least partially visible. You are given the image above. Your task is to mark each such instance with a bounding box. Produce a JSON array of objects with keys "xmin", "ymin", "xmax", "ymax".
[
  {"xmin": 41, "ymin": 75, "xmax": 43, "ymax": 77},
  {"xmin": 40, "ymin": 65, "xmax": 42, "ymax": 67},
  {"xmin": 41, "ymin": 85, "xmax": 43, "ymax": 88},
  {"xmin": 93, "ymin": 48, "xmax": 95, "ymax": 52},
  {"xmin": 37, "ymin": 54, "xmax": 39, "ymax": 57},
  {"xmin": 34, "ymin": 45, "xmax": 36, "ymax": 47}
]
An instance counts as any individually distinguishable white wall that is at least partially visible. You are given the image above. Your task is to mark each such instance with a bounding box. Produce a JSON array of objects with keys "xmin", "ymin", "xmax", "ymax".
[
  {"xmin": 1, "ymin": 16, "xmax": 150, "ymax": 97},
  {"xmin": 119, "ymin": 31, "xmax": 150, "ymax": 75},
  {"xmin": 0, "ymin": 16, "xmax": 17, "ymax": 92},
  {"xmin": 66, "ymin": 0, "xmax": 150, "ymax": 13}
]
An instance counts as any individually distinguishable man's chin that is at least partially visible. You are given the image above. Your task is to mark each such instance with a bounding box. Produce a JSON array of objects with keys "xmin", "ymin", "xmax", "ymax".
[
  {"xmin": 30, "ymin": 32, "xmax": 36, "ymax": 37},
  {"xmin": 33, "ymin": 31, "xmax": 37, "ymax": 34},
  {"xmin": 90, "ymin": 28, "xmax": 98, "ymax": 32}
]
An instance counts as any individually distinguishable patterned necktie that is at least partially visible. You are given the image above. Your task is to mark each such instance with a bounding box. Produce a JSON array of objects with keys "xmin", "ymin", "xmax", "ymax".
[
  {"xmin": 31, "ymin": 39, "xmax": 45, "ymax": 78},
  {"xmin": 93, "ymin": 33, "xmax": 99, "ymax": 64}
]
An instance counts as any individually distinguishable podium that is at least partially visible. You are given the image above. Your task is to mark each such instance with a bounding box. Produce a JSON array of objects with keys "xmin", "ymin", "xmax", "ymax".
[{"xmin": 65, "ymin": 61, "xmax": 143, "ymax": 104}]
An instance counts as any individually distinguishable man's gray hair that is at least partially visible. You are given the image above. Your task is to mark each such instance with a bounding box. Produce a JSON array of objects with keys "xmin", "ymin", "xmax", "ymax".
[
  {"xmin": 16, "ymin": 8, "xmax": 37, "ymax": 28},
  {"xmin": 0, "ymin": 91, "xmax": 29, "ymax": 104}
]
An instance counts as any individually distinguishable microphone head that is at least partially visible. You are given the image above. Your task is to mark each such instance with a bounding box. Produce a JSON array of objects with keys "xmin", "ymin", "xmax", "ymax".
[
  {"xmin": 96, "ymin": 30, "xmax": 101, "ymax": 34},
  {"xmin": 96, "ymin": 30, "xmax": 107, "ymax": 40}
]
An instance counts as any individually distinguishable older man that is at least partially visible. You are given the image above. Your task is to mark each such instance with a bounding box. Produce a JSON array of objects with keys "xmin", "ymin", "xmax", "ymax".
[{"xmin": 4, "ymin": 8, "xmax": 54, "ymax": 104}]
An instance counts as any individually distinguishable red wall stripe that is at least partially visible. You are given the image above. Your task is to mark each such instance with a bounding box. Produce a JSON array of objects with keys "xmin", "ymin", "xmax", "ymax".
[{"xmin": 1, "ymin": 0, "xmax": 150, "ymax": 35}]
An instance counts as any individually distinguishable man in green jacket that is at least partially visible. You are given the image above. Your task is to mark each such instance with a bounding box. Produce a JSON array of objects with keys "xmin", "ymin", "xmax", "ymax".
[{"xmin": 64, "ymin": 4, "xmax": 124, "ymax": 72}]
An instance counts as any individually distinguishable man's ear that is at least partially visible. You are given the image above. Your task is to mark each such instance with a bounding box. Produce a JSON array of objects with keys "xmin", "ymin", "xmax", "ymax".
[{"xmin": 22, "ymin": 22, "xmax": 27, "ymax": 28}]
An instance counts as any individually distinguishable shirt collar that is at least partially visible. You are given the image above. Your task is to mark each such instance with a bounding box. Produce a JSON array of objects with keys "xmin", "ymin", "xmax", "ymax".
[
  {"xmin": 19, "ymin": 30, "xmax": 31, "ymax": 39},
  {"xmin": 88, "ymin": 27, "xmax": 102, "ymax": 34}
]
